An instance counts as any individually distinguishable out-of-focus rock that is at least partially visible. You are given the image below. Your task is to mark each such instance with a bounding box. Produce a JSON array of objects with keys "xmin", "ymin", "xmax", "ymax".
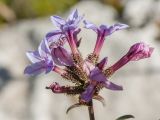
[{"xmin": 123, "ymin": 0, "xmax": 155, "ymax": 27}]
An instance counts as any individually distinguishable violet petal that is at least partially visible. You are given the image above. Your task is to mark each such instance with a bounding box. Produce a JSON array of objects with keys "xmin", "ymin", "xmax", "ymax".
[
  {"xmin": 46, "ymin": 31, "xmax": 67, "ymax": 48},
  {"xmin": 90, "ymin": 67, "xmax": 122, "ymax": 90},
  {"xmin": 110, "ymin": 42, "xmax": 154, "ymax": 72},
  {"xmin": 96, "ymin": 57, "xmax": 108, "ymax": 70},
  {"xmin": 38, "ymin": 39, "xmax": 50, "ymax": 58},
  {"xmin": 80, "ymin": 84, "xmax": 95, "ymax": 102},
  {"xmin": 51, "ymin": 46, "xmax": 73, "ymax": 66},
  {"xmin": 107, "ymin": 23, "xmax": 129, "ymax": 35},
  {"xmin": 51, "ymin": 16, "xmax": 66, "ymax": 28},
  {"xmin": 45, "ymin": 30, "xmax": 63, "ymax": 42},
  {"xmin": 127, "ymin": 42, "xmax": 154, "ymax": 61},
  {"xmin": 67, "ymin": 9, "xmax": 78, "ymax": 21},
  {"xmin": 67, "ymin": 9, "xmax": 83, "ymax": 29},
  {"xmin": 24, "ymin": 61, "xmax": 53, "ymax": 75},
  {"xmin": 102, "ymin": 81, "xmax": 123, "ymax": 91},
  {"xmin": 90, "ymin": 67, "xmax": 106, "ymax": 82},
  {"xmin": 26, "ymin": 51, "xmax": 41, "ymax": 63},
  {"xmin": 83, "ymin": 20, "xmax": 98, "ymax": 32}
]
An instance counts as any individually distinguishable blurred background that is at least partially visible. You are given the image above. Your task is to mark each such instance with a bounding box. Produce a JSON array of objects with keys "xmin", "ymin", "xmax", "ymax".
[{"xmin": 0, "ymin": 0, "xmax": 160, "ymax": 120}]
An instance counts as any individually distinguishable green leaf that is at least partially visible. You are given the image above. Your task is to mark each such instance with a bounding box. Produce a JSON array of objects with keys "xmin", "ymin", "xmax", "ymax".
[{"xmin": 115, "ymin": 115, "xmax": 135, "ymax": 120}]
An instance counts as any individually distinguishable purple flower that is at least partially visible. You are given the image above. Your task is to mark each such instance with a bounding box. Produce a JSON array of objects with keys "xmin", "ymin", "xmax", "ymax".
[
  {"xmin": 51, "ymin": 9, "xmax": 83, "ymax": 32},
  {"xmin": 80, "ymin": 67, "xmax": 123, "ymax": 102},
  {"xmin": 109, "ymin": 42, "xmax": 154, "ymax": 73},
  {"xmin": 24, "ymin": 39, "xmax": 54, "ymax": 75},
  {"xmin": 51, "ymin": 46, "xmax": 73, "ymax": 66},
  {"xmin": 45, "ymin": 30, "xmax": 66, "ymax": 48},
  {"xmin": 49, "ymin": 10, "xmax": 83, "ymax": 54},
  {"xmin": 24, "ymin": 9, "xmax": 154, "ymax": 109},
  {"xmin": 84, "ymin": 20, "xmax": 129, "ymax": 56},
  {"xmin": 84, "ymin": 20, "xmax": 129, "ymax": 36}
]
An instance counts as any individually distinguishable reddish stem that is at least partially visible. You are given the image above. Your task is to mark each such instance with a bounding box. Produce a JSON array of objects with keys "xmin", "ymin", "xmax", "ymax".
[
  {"xmin": 67, "ymin": 30, "xmax": 79, "ymax": 54},
  {"xmin": 88, "ymin": 100, "xmax": 95, "ymax": 120},
  {"xmin": 53, "ymin": 66, "xmax": 66, "ymax": 75}
]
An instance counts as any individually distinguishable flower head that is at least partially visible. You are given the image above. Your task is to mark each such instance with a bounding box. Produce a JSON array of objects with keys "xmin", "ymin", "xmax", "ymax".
[
  {"xmin": 84, "ymin": 20, "xmax": 129, "ymax": 56},
  {"xmin": 106, "ymin": 42, "xmax": 154, "ymax": 74},
  {"xmin": 24, "ymin": 9, "xmax": 154, "ymax": 113},
  {"xmin": 51, "ymin": 9, "xmax": 83, "ymax": 32},
  {"xmin": 80, "ymin": 67, "xmax": 123, "ymax": 102},
  {"xmin": 24, "ymin": 39, "xmax": 54, "ymax": 75},
  {"xmin": 49, "ymin": 10, "xmax": 83, "ymax": 54}
]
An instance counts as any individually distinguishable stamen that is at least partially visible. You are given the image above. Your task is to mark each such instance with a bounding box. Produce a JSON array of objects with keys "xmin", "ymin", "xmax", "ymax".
[
  {"xmin": 104, "ymin": 67, "xmax": 114, "ymax": 78},
  {"xmin": 72, "ymin": 53, "xmax": 83, "ymax": 66},
  {"xmin": 67, "ymin": 66, "xmax": 88, "ymax": 82},
  {"xmin": 62, "ymin": 72, "xmax": 84, "ymax": 85},
  {"xmin": 87, "ymin": 53, "xmax": 99, "ymax": 64},
  {"xmin": 49, "ymin": 36, "xmax": 67, "ymax": 49}
]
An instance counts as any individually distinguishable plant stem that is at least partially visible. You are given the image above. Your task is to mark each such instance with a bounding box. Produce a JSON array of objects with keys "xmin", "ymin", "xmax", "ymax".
[{"xmin": 88, "ymin": 100, "xmax": 95, "ymax": 120}]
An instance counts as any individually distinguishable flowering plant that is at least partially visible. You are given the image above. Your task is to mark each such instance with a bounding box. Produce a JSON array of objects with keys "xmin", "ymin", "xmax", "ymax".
[{"xmin": 24, "ymin": 9, "xmax": 153, "ymax": 120}]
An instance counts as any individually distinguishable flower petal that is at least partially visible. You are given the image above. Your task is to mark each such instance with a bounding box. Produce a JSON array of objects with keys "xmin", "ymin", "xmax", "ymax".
[
  {"xmin": 127, "ymin": 42, "xmax": 154, "ymax": 61},
  {"xmin": 73, "ymin": 28, "xmax": 81, "ymax": 47},
  {"xmin": 107, "ymin": 23, "xmax": 129, "ymax": 35},
  {"xmin": 46, "ymin": 31, "xmax": 67, "ymax": 48},
  {"xmin": 67, "ymin": 9, "xmax": 78, "ymax": 21},
  {"xmin": 24, "ymin": 61, "xmax": 53, "ymax": 75},
  {"xmin": 26, "ymin": 51, "xmax": 41, "ymax": 63},
  {"xmin": 96, "ymin": 57, "xmax": 108, "ymax": 70},
  {"xmin": 38, "ymin": 39, "xmax": 50, "ymax": 58},
  {"xmin": 109, "ymin": 42, "xmax": 154, "ymax": 73},
  {"xmin": 67, "ymin": 9, "xmax": 83, "ymax": 27},
  {"xmin": 99, "ymin": 24, "xmax": 109, "ymax": 31},
  {"xmin": 51, "ymin": 46, "xmax": 73, "ymax": 66},
  {"xmin": 80, "ymin": 84, "xmax": 95, "ymax": 102},
  {"xmin": 90, "ymin": 67, "xmax": 122, "ymax": 90},
  {"xmin": 90, "ymin": 67, "xmax": 106, "ymax": 82},
  {"xmin": 83, "ymin": 20, "xmax": 98, "ymax": 32},
  {"xmin": 102, "ymin": 81, "xmax": 123, "ymax": 91},
  {"xmin": 46, "ymin": 30, "xmax": 62, "ymax": 42},
  {"xmin": 51, "ymin": 16, "xmax": 65, "ymax": 28}
]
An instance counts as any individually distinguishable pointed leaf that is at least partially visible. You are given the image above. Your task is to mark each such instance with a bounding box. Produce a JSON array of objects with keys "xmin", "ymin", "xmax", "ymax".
[
  {"xmin": 66, "ymin": 103, "xmax": 86, "ymax": 114},
  {"xmin": 93, "ymin": 95, "xmax": 106, "ymax": 106},
  {"xmin": 116, "ymin": 115, "xmax": 135, "ymax": 120}
]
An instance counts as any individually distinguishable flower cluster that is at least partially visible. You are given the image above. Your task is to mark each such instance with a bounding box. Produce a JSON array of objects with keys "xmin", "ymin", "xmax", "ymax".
[{"xmin": 24, "ymin": 9, "xmax": 154, "ymax": 112}]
